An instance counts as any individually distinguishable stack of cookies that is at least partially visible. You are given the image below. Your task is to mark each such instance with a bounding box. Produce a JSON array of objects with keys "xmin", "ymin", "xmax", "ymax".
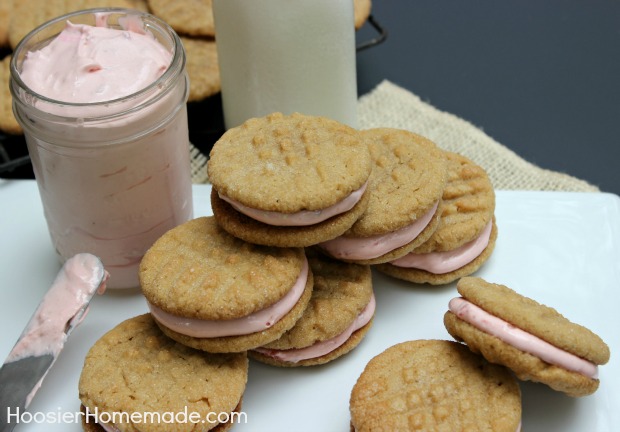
[
  {"xmin": 207, "ymin": 112, "xmax": 499, "ymax": 287},
  {"xmin": 77, "ymin": 112, "xmax": 380, "ymax": 430},
  {"xmin": 76, "ymin": 111, "xmax": 611, "ymax": 431},
  {"xmin": 137, "ymin": 113, "xmax": 380, "ymax": 368},
  {"xmin": 374, "ymin": 149, "xmax": 498, "ymax": 285},
  {"xmin": 77, "ymin": 111, "xmax": 500, "ymax": 431},
  {"xmin": 166, "ymin": 110, "xmax": 499, "ymax": 369},
  {"xmin": 349, "ymin": 277, "xmax": 610, "ymax": 431}
]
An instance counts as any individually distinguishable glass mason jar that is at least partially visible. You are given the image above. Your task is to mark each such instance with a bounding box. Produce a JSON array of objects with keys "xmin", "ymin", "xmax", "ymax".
[{"xmin": 10, "ymin": 8, "xmax": 193, "ymax": 289}]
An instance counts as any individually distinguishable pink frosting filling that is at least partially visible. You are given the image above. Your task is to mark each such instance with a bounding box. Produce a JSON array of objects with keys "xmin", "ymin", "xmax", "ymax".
[
  {"xmin": 391, "ymin": 221, "xmax": 493, "ymax": 273},
  {"xmin": 98, "ymin": 422, "xmax": 120, "ymax": 432},
  {"xmin": 7, "ymin": 253, "xmax": 108, "ymax": 363},
  {"xmin": 148, "ymin": 258, "xmax": 308, "ymax": 338},
  {"xmin": 254, "ymin": 293, "xmax": 376, "ymax": 363},
  {"xmin": 449, "ymin": 297, "xmax": 599, "ymax": 379},
  {"xmin": 219, "ymin": 182, "xmax": 368, "ymax": 227},
  {"xmin": 318, "ymin": 201, "xmax": 439, "ymax": 260}
]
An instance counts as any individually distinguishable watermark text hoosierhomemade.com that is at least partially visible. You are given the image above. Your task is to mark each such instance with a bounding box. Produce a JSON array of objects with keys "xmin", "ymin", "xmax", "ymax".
[{"xmin": 6, "ymin": 406, "xmax": 248, "ymax": 426}]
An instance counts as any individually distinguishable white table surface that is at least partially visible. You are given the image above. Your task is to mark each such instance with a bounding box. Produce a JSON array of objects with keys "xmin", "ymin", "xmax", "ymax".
[{"xmin": 1, "ymin": 179, "xmax": 619, "ymax": 431}]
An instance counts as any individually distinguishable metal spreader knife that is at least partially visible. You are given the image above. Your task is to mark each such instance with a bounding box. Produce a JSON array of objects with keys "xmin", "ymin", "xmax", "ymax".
[{"xmin": 0, "ymin": 253, "xmax": 108, "ymax": 432}]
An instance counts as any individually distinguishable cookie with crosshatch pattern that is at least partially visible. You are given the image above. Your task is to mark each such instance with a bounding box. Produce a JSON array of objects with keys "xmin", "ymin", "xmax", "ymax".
[
  {"xmin": 250, "ymin": 250, "xmax": 375, "ymax": 367},
  {"xmin": 317, "ymin": 128, "xmax": 448, "ymax": 265},
  {"xmin": 140, "ymin": 216, "xmax": 313, "ymax": 353},
  {"xmin": 208, "ymin": 112, "xmax": 372, "ymax": 247},
  {"xmin": 79, "ymin": 314, "xmax": 248, "ymax": 432},
  {"xmin": 375, "ymin": 151, "xmax": 497, "ymax": 284},
  {"xmin": 350, "ymin": 339, "xmax": 521, "ymax": 432},
  {"xmin": 444, "ymin": 277, "xmax": 611, "ymax": 397}
]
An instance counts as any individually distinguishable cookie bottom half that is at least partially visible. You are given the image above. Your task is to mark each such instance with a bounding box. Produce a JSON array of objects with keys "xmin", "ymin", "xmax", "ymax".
[
  {"xmin": 249, "ymin": 319, "xmax": 374, "ymax": 367},
  {"xmin": 155, "ymin": 270, "xmax": 314, "ymax": 353},
  {"xmin": 210, "ymin": 187, "xmax": 371, "ymax": 247},
  {"xmin": 80, "ymin": 401, "xmax": 243, "ymax": 432},
  {"xmin": 444, "ymin": 311, "xmax": 600, "ymax": 397},
  {"xmin": 374, "ymin": 219, "xmax": 498, "ymax": 285}
]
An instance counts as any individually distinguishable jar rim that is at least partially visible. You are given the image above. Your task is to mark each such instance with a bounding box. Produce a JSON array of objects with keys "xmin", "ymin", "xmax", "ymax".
[{"xmin": 9, "ymin": 7, "xmax": 185, "ymax": 116}]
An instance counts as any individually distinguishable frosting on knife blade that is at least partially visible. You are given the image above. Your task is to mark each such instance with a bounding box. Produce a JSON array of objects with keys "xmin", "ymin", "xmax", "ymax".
[{"xmin": 6, "ymin": 253, "xmax": 108, "ymax": 363}]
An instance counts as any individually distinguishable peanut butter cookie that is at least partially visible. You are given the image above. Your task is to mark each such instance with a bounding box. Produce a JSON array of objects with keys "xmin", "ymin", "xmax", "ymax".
[
  {"xmin": 140, "ymin": 216, "xmax": 313, "ymax": 353},
  {"xmin": 376, "ymin": 151, "xmax": 497, "ymax": 284},
  {"xmin": 251, "ymin": 250, "xmax": 374, "ymax": 367},
  {"xmin": 208, "ymin": 112, "xmax": 372, "ymax": 247},
  {"xmin": 444, "ymin": 277, "xmax": 611, "ymax": 397},
  {"xmin": 8, "ymin": 0, "xmax": 144, "ymax": 49},
  {"xmin": 318, "ymin": 128, "xmax": 447, "ymax": 264},
  {"xmin": 79, "ymin": 314, "xmax": 248, "ymax": 432},
  {"xmin": 350, "ymin": 339, "xmax": 521, "ymax": 432},
  {"xmin": 0, "ymin": 56, "xmax": 22, "ymax": 135}
]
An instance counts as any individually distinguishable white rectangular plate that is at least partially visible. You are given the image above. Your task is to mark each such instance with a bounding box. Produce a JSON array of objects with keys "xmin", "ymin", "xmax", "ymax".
[{"xmin": 1, "ymin": 180, "xmax": 619, "ymax": 431}]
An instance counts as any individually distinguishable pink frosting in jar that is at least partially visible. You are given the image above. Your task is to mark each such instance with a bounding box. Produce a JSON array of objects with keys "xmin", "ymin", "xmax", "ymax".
[
  {"xmin": 19, "ymin": 21, "xmax": 171, "ymax": 104},
  {"xmin": 15, "ymin": 13, "xmax": 193, "ymax": 289}
]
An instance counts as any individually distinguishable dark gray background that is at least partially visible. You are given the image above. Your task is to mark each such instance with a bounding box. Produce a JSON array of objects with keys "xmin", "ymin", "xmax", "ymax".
[
  {"xmin": 3, "ymin": 1, "xmax": 619, "ymax": 197},
  {"xmin": 355, "ymin": 0, "xmax": 620, "ymax": 195}
]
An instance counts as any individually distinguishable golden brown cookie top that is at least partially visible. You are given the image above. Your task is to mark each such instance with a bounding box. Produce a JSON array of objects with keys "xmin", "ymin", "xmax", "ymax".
[
  {"xmin": 79, "ymin": 314, "xmax": 248, "ymax": 432},
  {"xmin": 140, "ymin": 216, "xmax": 306, "ymax": 320},
  {"xmin": 263, "ymin": 251, "xmax": 373, "ymax": 350},
  {"xmin": 354, "ymin": 0, "xmax": 372, "ymax": 29},
  {"xmin": 457, "ymin": 277, "xmax": 611, "ymax": 365},
  {"xmin": 208, "ymin": 112, "xmax": 372, "ymax": 213},
  {"xmin": 181, "ymin": 36, "xmax": 220, "ymax": 102},
  {"xmin": 350, "ymin": 339, "xmax": 521, "ymax": 432},
  {"xmin": 444, "ymin": 309, "xmax": 600, "ymax": 397},
  {"xmin": 347, "ymin": 128, "xmax": 447, "ymax": 237},
  {"xmin": 0, "ymin": 0, "xmax": 12, "ymax": 48},
  {"xmin": 0, "ymin": 56, "xmax": 22, "ymax": 135},
  {"xmin": 8, "ymin": 0, "xmax": 144, "ymax": 49},
  {"xmin": 147, "ymin": 0, "xmax": 214, "ymax": 37},
  {"xmin": 414, "ymin": 151, "xmax": 495, "ymax": 253}
]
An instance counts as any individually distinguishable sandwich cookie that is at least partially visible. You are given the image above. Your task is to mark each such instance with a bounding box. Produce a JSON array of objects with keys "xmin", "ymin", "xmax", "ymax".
[
  {"xmin": 140, "ymin": 216, "xmax": 313, "ymax": 353},
  {"xmin": 444, "ymin": 277, "xmax": 611, "ymax": 397},
  {"xmin": 208, "ymin": 112, "xmax": 372, "ymax": 247},
  {"xmin": 350, "ymin": 340, "xmax": 522, "ymax": 432},
  {"xmin": 375, "ymin": 151, "xmax": 497, "ymax": 284},
  {"xmin": 79, "ymin": 314, "xmax": 248, "ymax": 432},
  {"xmin": 250, "ymin": 251, "xmax": 375, "ymax": 367},
  {"xmin": 318, "ymin": 128, "xmax": 447, "ymax": 265}
]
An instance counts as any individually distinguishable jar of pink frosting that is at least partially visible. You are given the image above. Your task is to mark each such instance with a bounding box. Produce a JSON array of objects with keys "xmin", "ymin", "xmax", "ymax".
[{"xmin": 10, "ymin": 9, "xmax": 193, "ymax": 289}]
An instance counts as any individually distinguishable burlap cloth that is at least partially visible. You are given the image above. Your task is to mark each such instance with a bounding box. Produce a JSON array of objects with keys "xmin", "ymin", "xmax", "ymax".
[{"xmin": 190, "ymin": 80, "xmax": 599, "ymax": 192}]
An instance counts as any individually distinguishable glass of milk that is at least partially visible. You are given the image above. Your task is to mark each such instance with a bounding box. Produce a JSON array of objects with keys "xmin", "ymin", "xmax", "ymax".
[
  {"xmin": 10, "ymin": 9, "xmax": 193, "ymax": 289},
  {"xmin": 213, "ymin": 0, "xmax": 359, "ymax": 129}
]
